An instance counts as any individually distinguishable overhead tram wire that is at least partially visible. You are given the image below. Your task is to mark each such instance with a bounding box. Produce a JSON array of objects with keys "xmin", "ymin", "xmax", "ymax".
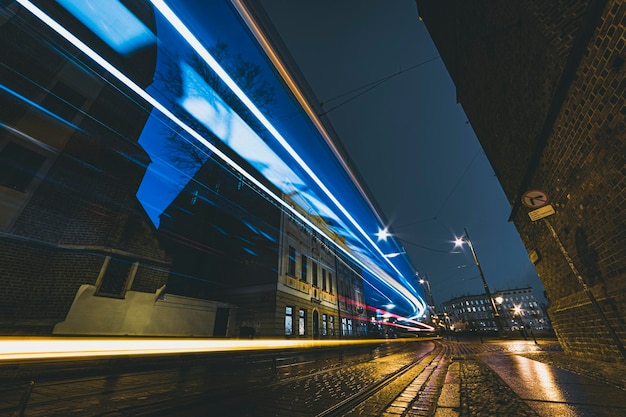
[
  {"xmin": 433, "ymin": 150, "xmax": 481, "ymax": 218},
  {"xmin": 317, "ymin": 56, "xmax": 440, "ymax": 117},
  {"xmin": 390, "ymin": 151, "xmax": 482, "ymax": 254},
  {"xmin": 397, "ymin": 237, "xmax": 460, "ymax": 254},
  {"xmin": 272, "ymin": 56, "xmax": 441, "ymax": 124}
]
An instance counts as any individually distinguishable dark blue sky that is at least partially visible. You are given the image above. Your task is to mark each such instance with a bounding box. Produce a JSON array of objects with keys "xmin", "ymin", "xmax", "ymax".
[{"xmin": 261, "ymin": 0, "xmax": 547, "ymax": 306}]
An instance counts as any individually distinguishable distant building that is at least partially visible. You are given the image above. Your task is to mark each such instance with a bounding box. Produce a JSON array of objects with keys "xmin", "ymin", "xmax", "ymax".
[
  {"xmin": 442, "ymin": 287, "xmax": 551, "ymax": 332},
  {"xmin": 493, "ymin": 288, "xmax": 551, "ymax": 331}
]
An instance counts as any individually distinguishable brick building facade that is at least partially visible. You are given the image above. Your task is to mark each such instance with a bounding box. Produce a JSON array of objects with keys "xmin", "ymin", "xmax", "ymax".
[{"xmin": 416, "ymin": 0, "xmax": 626, "ymax": 361}]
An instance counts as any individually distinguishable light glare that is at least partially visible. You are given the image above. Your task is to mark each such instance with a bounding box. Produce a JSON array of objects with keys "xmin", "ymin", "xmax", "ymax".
[{"xmin": 376, "ymin": 228, "xmax": 391, "ymax": 241}]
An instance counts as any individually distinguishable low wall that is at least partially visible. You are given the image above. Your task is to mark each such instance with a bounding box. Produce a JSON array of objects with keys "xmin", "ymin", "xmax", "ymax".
[{"xmin": 53, "ymin": 285, "xmax": 235, "ymax": 337}]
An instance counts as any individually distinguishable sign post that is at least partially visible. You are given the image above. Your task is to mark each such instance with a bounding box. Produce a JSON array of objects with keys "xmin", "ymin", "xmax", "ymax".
[{"xmin": 521, "ymin": 190, "xmax": 626, "ymax": 359}]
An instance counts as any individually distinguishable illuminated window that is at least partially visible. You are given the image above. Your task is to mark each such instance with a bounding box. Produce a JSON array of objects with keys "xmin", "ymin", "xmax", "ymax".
[
  {"xmin": 300, "ymin": 254, "xmax": 308, "ymax": 282},
  {"xmin": 298, "ymin": 308, "xmax": 306, "ymax": 336},
  {"xmin": 321, "ymin": 314, "xmax": 328, "ymax": 336},
  {"xmin": 285, "ymin": 306, "xmax": 293, "ymax": 336},
  {"xmin": 0, "ymin": 142, "xmax": 45, "ymax": 192},
  {"xmin": 287, "ymin": 246, "xmax": 296, "ymax": 277},
  {"xmin": 312, "ymin": 262, "xmax": 318, "ymax": 287},
  {"xmin": 329, "ymin": 315, "xmax": 335, "ymax": 336}
]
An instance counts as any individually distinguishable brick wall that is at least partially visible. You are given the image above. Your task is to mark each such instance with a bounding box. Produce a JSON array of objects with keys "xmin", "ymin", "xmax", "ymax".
[
  {"xmin": 417, "ymin": 0, "xmax": 626, "ymax": 361},
  {"xmin": 0, "ymin": 2, "xmax": 168, "ymax": 334}
]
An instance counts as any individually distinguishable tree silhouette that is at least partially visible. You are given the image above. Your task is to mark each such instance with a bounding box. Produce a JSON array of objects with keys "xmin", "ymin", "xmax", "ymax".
[{"xmin": 154, "ymin": 41, "xmax": 276, "ymax": 177}]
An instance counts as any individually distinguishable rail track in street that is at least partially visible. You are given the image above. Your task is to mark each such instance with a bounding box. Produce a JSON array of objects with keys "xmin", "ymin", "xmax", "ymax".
[{"xmin": 1, "ymin": 338, "xmax": 443, "ymax": 416}]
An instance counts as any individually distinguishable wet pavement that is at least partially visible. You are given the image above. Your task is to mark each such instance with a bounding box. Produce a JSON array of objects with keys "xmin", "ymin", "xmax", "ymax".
[
  {"xmin": 483, "ymin": 353, "xmax": 626, "ymax": 416},
  {"xmin": 413, "ymin": 339, "xmax": 626, "ymax": 417},
  {"xmin": 3, "ymin": 337, "xmax": 626, "ymax": 416}
]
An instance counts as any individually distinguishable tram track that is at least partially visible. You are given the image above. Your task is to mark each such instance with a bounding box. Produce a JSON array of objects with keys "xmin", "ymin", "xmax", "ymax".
[
  {"xmin": 316, "ymin": 343, "xmax": 447, "ymax": 417},
  {"xmin": 1, "ymin": 339, "xmax": 440, "ymax": 416},
  {"xmin": 160, "ymin": 340, "xmax": 440, "ymax": 416},
  {"xmin": 172, "ymin": 340, "xmax": 442, "ymax": 416}
]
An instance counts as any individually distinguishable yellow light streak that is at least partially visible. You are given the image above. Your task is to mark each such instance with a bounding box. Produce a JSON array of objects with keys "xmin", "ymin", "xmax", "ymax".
[{"xmin": 0, "ymin": 337, "xmax": 428, "ymax": 361}]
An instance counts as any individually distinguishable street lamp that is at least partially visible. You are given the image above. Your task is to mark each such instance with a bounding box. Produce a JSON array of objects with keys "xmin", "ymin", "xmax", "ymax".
[
  {"xmin": 454, "ymin": 228, "xmax": 503, "ymax": 334},
  {"xmin": 512, "ymin": 305, "xmax": 527, "ymax": 339}
]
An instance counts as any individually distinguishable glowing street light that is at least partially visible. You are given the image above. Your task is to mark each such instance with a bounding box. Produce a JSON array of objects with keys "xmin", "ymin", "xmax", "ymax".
[
  {"xmin": 454, "ymin": 228, "xmax": 503, "ymax": 333},
  {"xmin": 376, "ymin": 227, "xmax": 392, "ymax": 241}
]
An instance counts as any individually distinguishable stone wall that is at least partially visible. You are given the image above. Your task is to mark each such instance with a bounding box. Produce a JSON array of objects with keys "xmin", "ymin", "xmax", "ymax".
[{"xmin": 417, "ymin": 0, "xmax": 626, "ymax": 361}]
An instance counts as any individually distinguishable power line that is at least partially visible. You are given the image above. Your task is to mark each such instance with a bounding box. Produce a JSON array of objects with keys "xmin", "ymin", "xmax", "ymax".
[
  {"xmin": 318, "ymin": 56, "xmax": 440, "ymax": 117},
  {"xmin": 397, "ymin": 237, "xmax": 460, "ymax": 254},
  {"xmin": 433, "ymin": 150, "xmax": 481, "ymax": 217}
]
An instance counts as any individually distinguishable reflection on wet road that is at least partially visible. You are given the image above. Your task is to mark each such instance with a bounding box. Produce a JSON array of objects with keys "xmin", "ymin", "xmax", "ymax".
[{"xmin": 482, "ymin": 354, "xmax": 626, "ymax": 417}]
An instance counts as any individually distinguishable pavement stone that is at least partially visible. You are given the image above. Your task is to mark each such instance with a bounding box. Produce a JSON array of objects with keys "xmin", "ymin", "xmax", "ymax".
[
  {"xmin": 424, "ymin": 339, "xmax": 626, "ymax": 417},
  {"xmin": 459, "ymin": 357, "xmax": 539, "ymax": 417},
  {"xmin": 436, "ymin": 362, "xmax": 460, "ymax": 409},
  {"xmin": 517, "ymin": 350, "xmax": 626, "ymax": 391}
]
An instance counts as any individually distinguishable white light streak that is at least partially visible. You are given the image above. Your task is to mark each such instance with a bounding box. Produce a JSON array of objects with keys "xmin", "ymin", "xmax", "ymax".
[
  {"xmin": 16, "ymin": 0, "xmax": 424, "ymax": 317},
  {"xmin": 149, "ymin": 0, "xmax": 409, "ymax": 280}
]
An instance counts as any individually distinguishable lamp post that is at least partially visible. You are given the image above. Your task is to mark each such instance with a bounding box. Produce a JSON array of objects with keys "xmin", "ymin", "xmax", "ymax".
[
  {"xmin": 418, "ymin": 274, "xmax": 435, "ymax": 314},
  {"xmin": 513, "ymin": 305, "xmax": 538, "ymax": 344},
  {"xmin": 455, "ymin": 228, "xmax": 504, "ymax": 334}
]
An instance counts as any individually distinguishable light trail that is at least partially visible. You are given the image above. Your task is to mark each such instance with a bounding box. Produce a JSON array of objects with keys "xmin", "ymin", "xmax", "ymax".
[
  {"xmin": 149, "ymin": 0, "xmax": 423, "ymax": 315},
  {"xmin": 14, "ymin": 0, "xmax": 424, "ymax": 318},
  {"xmin": 0, "ymin": 337, "xmax": 426, "ymax": 361}
]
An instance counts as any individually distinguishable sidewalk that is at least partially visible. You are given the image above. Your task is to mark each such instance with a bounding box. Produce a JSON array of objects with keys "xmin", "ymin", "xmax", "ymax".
[{"xmin": 432, "ymin": 339, "xmax": 626, "ymax": 417}]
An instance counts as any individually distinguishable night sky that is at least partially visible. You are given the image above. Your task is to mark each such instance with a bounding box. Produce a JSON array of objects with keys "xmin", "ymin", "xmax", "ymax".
[{"xmin": 260, "ymin": 0, "xmax": 547, "ymax": 307}]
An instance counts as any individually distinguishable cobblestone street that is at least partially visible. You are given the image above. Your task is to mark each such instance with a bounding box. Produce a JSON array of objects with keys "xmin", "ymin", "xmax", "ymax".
[{"xmin": 425, "ymin": 339, "xmax": 626, "ymax": 417}]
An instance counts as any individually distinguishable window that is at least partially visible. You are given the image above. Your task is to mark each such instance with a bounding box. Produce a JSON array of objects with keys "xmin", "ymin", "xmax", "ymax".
[
  {"xmin": 300, "ymin": 254, "xmax": 308, "ymax": 282},
  {"xmin": 285, "ymin": 306, "xmax": 293, "ymax": 335},
  {"xmin": 287, "ymin": 246, "xmax": 296, "ymax": 277},
  {"xmin": 328, "ymin": 272, "xmax": 333, "ymax": 293},
  {"xmin": 0, "ymin": 142, "xmax": 45, "ymax": 192},
  {"xmin": 322, "ymin": 269, "xmax": 327, "ymax": 291},
  {"xmin": 329, "ymin": 315, "xmax": 334, "ymax": 336},
  {"xmin": 40, "ymin": 81, "xmax": 87, "ymax": 123},
  {"xmin": 322, "ymin": 314, "xmax": 328, "ymax": 336},
  {"xmin": 312, "ymin": 261, "xmax": 318, "ymax": 287},
  {"xmin": 95, "ymin": 257, "xmax": 137, "ymax": 298},
  {"xmin": 298, "ymin": 308, "xmax": 306, "ymax": 336}
]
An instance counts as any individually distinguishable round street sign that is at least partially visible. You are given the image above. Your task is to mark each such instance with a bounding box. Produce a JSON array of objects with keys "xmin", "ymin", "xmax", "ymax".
[{"xmin": 522, "ymin": 189, "xmax": 549, "ymax": 208}]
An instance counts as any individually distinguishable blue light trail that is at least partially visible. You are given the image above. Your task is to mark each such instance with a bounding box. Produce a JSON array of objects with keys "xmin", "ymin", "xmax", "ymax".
[{"xmin": 16, "ymin": 0, "xmax": 426, "ymax": 319}]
